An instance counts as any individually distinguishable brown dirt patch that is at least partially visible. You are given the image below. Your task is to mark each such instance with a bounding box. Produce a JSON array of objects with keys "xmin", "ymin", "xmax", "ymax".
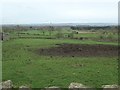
[{"xmin": 36, "ymin": 44, "xmax": 118, "ymax": 57}]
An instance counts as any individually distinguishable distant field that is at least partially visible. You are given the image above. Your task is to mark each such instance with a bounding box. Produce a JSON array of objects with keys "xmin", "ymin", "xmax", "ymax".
[
  {"xmin": 8, "ymin": 29, "xmax": 118, "ymax": 42},
  {"xmin": 2, "ymin": 26, "xmax": 118, "ymax": 88}
]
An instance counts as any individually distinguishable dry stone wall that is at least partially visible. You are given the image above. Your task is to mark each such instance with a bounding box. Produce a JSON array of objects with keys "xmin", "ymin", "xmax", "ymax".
[{"xmin": 0, "ymin": 80, "xmax": 119, "ymax": 90}]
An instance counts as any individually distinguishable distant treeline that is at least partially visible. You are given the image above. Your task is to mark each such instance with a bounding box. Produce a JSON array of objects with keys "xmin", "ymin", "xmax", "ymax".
[
  {"xmin": 70, "ymin": 26, "xmax": 117, "ymax": 30},
  {"xmin": 2, "ymin": 25, "xmax": 118, "ymax": 32}
]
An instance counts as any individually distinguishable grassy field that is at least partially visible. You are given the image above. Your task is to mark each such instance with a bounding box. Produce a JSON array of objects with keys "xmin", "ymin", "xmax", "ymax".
[{"xmin": 2, "ymin": 27, "xmax": 118, "ymax": 88}]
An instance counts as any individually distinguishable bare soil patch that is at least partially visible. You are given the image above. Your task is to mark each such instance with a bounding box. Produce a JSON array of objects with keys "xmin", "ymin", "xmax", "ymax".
[{"xmin": 36, "ymin": 44, "xmax": 118, "ymax": 57}]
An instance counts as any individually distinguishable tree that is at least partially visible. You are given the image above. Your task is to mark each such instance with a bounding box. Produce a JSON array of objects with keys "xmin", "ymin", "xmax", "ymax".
[{"xmin": 48, "ymin": 26, "xmax": 54, "ymax": 36}]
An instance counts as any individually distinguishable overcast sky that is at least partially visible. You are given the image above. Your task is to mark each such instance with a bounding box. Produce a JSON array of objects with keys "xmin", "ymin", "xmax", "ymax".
[{"xmin": 1, "ymin": 0, "xmax": 119, "ymax": 24}]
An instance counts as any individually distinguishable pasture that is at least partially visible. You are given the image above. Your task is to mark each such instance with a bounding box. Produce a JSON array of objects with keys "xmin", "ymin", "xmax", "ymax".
[{"xmin": 2, "ymin": 26, "xmax": 118, "ymax": 88}]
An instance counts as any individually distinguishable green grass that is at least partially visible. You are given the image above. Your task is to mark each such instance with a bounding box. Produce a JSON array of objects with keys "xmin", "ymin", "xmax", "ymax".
[
  {"xmin": 2, "ymin": 38, "xmax": 118, "ymax": 88},
  {"xmin": 2, "ymin": 28, "xmax": 118, "ymax": 88},
  {"xmin": 8, "ymin": 29, "xmax": 118, "ymax": 42},
  {"xmin": 74, "ymin": 33, "xmax": 98, "ymax": 38},
  {"xmin": 3, "ymin": 56, "xmax": 118, "ymax": 88},
  {"xmin": 4, "ymin": 38, "xmax": 118, "ymax": 47}
]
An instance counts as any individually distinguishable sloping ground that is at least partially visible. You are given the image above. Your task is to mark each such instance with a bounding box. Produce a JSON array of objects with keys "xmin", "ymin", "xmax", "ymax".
[{"xmin": 36, "ymin": 44, "xmax": 118, "ymax": 57}]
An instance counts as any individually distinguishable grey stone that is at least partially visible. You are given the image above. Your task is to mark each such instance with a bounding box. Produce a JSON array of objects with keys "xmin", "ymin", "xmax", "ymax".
[
  {"xmin": 102, "ymin": 85, "xmax": 119, "ymax": 90},
  {"xmin": 69, "ymin": 83, "xmax": 87, "ymax": 88},
  {"xmin": 0, "ymin": 80, "xmax": 13, "ymax": 90},
  {"xmin": 19, "ymin": 86, "xmax": 31, "ymax": 90},
  {"xmin": 43, "ymin": 86, "xmax": 61, "ymax": 90},
  {"xmin": 69, "ymin": 83, "xmax": 91, "ymax": 90}
]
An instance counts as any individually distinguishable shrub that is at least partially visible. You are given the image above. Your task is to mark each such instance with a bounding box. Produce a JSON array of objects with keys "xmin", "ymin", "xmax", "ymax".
[
  {"xmin": 68, "ymin": 33, "xmax": 74, "ymax": 39},
  {"xmin": 56, "ymin": 33, "xmax": 63, "ymax": 38}
]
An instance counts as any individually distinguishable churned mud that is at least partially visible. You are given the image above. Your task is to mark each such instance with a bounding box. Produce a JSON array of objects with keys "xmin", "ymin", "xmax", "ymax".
[{"xmin": 36, "ymin": 44, "xmax": 118, "ymax": 57}]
